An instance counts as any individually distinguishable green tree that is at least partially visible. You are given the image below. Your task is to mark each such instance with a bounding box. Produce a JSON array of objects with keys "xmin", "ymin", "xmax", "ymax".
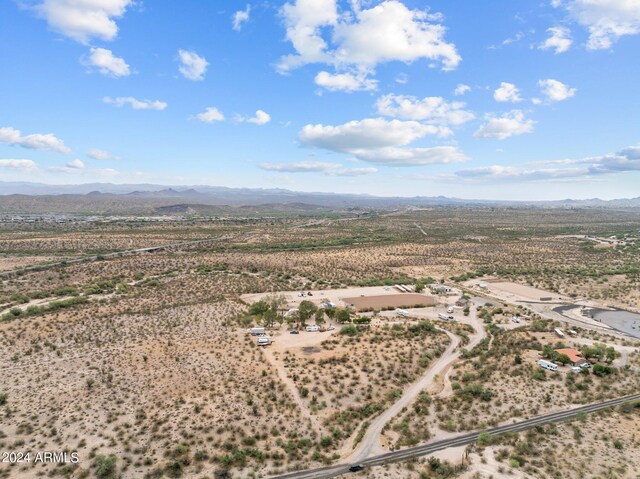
[
  {"xmin": 605, "ymin": 346, "xmax": 616, "ymax": 363},
  {"xmin": 593, "ymin": 363, "xmax": 613, "ymax": 377},
  {"xmin": 263, "ymin": 309, "xmax": 278, "ymax": 327},
  {"xmin": 249, "ymin": 300, "xmax": 269, "ymax": 316},
  {"xmin": 415, "ymin": 280, "xmax": 425, "ymax": 293},
  {"xmin": 265, "ymin": 293, "xmax": 287, "ymax": 315},
  {"xmin": 314, "ymin": 309, "xmax": 326, "ymax": 326},
  {"xmin": 336, "ymin": 308, "xmax": 351, "ymax": 323},
  {"xmin": 298, "ymin": 300, "xmax": 318, "ymax": 325}
]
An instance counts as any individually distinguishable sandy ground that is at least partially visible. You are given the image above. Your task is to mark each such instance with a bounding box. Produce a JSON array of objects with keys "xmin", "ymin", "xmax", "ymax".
[
  {"xmin": 477, "ymin": 280, "xmax": 569, "ymax": 302},
  {"xmin": 345, "ymin": 304, "xmax": 486, "ymax": 462},
  {"xmin": 0, "ymin": 255, "xmax": 60, "ymax": 271}
]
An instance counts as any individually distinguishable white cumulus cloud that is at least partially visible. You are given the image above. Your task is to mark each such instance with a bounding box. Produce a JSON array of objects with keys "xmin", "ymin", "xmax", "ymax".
[
  {"xmin": 455, "ymin": 145, "xmax": 640, "ymax": 181},
  {"xmin": 538, "ymin": 78, "xmax": 576, "ymax": 102},
  {"xmin": 86, "ymin": 47, "xmax": 130, "ymax": 77},
  {"xmin": 539, "ymin": 26, "xmax": 573, "ymax": 53},
  {"xmin": 375, "ymin": 94, "xmax": 474, "ymax": 126},
  {"xmin": 87, "ymin": 148, "xmax": 118, "ymax": 161},
  {"xmin": 196, "ymin": 107, "xmax": 225, "ymax": 123},
  {"xmin": 298, "ymin": 117, "xmax": 465, "ymax": 166},
  {"xmin": 0, "ymin": 159, "xmax": 38, "ymax": 170},
  {"xmin": 233, "ymin": 5, "xmax": 251, "ymax": 31},
  {"xmin": 354, "ymin": 146, "xmax": 468, "ymax": 166},
  {"xmin": 178, "ymin": 49, "xmax": 208, "ymax": 81},
  {"xmin": 278, "ymin": 0, "xmax": 460, "ymax": 84},
  {"xmin": 493, "ymin": 82, "xmax": 522, "ymax": 103},
  {"xmin": 314, "ymin": 71, "xmax": 378, "ymax": 92},
  {"xmin": 65, "ymin": 159, "xmax": 85, "ymax": 169},
  {"xmin": 103, "ymin": 97, "xmax": 167, "ymax": 110},
  {"xmin": 32, "ymin": 0, "xmax": 133, "ymax": 44},
  {"xmin": 237, "ymin": 110, "xmax": 271, "ymax": 125},
  {"xmin": 0, "ymin": 126, "xmax": 71, "ymax": 154},
  {"xmin": 300, "ymin": 118, "xmax": 445, "ymax": 151},
  {"xmin": 474, "ymin": 110, "xmax": 534, "ymax": 140},
  {"xmin": 557, "ymin": 0, "xmax": 640, "ymax": 50},
  {"xmin": 454, "ymin": 84, "xmax": 471, "ymax": 96}
]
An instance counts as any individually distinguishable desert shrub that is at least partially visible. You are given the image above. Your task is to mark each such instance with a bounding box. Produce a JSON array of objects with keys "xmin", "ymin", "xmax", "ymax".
[
  {"xmin": 477, "ymin": 432, "xmax": 493, "ymax": 447},
  {"xmin": 532, "ymin": 369, "xmax": 546, "ymax": 381},
  {"xmin": 340, "ymin": 325, "xmax": 358, "ymax": 336},
  {"xmin": 408, "ymin": 321, "xmax": 435, "ymax": 335},
  {"xmin": 94, "ymin": 455, "xmax": 117, "ymax": 478},
  {"xmin": 592, "ymin": 363, "xmax": 613, "ymax": 377},
  {"xmin": 10, "ymin": 293, "xmax": 29, "ymax": 303}
]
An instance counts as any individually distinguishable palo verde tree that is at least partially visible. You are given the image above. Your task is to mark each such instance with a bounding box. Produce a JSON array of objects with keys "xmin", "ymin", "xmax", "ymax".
[
  {"xmin": 298, "ymin": 300, "xmax": 317, "ymax": 326},
  {"xmin": 314, "ymin": 308, "xmax": 326, "ymax": 326}
]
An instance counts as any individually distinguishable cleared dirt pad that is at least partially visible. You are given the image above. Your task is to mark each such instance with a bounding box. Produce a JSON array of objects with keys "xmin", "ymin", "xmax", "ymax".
[
  {"xmin": 485, "ymin": 281, "xmax": 568, "ymax": 301},
  {"xmin": 342, "ymin": 293, "xmax": 436, "ymax": 311}
]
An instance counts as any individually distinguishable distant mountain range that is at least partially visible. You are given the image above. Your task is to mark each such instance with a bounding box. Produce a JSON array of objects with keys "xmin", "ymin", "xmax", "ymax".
[{"xmin": 0, "ymin": 181, "xmax": 639, "ymax": 213}]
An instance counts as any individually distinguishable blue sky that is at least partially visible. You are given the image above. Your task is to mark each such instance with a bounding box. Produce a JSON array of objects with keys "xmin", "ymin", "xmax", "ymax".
[{"xmin": 0, "ymin": 0, "xmax": 639, "ymax": 200}]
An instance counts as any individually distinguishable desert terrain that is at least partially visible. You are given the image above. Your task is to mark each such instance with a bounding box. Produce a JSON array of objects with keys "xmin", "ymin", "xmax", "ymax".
[{"xmin": 1, "ymin": 206, "xmax": 639, "ymax": 479}]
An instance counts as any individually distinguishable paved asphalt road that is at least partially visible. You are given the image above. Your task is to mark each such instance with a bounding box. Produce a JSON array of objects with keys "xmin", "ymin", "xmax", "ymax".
[{"xmin": 268, "ymin": 393, "xmax": 640, "ymax": 479}]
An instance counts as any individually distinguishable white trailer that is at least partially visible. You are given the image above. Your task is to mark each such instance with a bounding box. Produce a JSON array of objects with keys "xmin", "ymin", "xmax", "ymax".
[
  {"xmin": 396, "ymin": 308, "xmax": 409, "ymax": 317},
  {"xmin": 257, "ymin": 336, "xmax": 271, "ymax": 346},
  {"xmin": 438, "ymin": 313, "xmax": 450, "ymax": 320},
  {"xmin": 319, "ymin": 302, "xmax": 336, "ymax": 309},
  {"xmin": 305, "ymin": 325, "xmax": 320, "ymax": 332},
  {"xmin": 554, "ymin": 328, "xmax": 565, "ymax": 338},
  {"xmin": 447, "ymin": 306, "xmax": 454, "ymax": 314},
  {"xmin": 538, "ymin": 359, "xmax": 558, "ymax": 372},
  {"xmin": 250, "ymin": 327, "xmax": 265, "ymax": 336}
]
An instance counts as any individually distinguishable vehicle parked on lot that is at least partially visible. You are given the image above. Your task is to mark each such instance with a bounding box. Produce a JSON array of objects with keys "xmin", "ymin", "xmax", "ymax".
[
  {"xmin": 349, "ymin": 464, "xmax": 364, "ymax": 472},
  {"xmin": 305, "ymin": 325, "xmax": 320, "ymax": 332},
  {"xmin": 438, "ymin": 313, "xmax": 450, "ymax": 320},
  {"xmin": 250, "ymin": 327, "xmax": 265, "ymax": 336},
  {"xmin": 257, "ymin": 336, "xmax": 271, "ymax": 346},
  {"xmin": 538, "ymin": 359, "xmax": 558, "ymax": 371},
  {"xmin": 289, "ymin": 329, "xmax": 299, "ymax": 334}
]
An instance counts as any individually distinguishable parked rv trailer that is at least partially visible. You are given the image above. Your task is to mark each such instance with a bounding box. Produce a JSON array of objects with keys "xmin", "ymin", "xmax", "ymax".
[
  {"xmin": 554, "ymin": 328, "xmax": 565, "ymax": 338},
  {"xmin": 257, "ymin": 336, "xmax": 271, "ymax": 346},
  {"xmin": 538, "ymin": 359, "xmax": 558, "ymax": 371},
  {"xmin": 438, "ymin": 313, "xmax": 450, "ymax": 320},
  {"xmin": 250, "ymin": 327, "xmax": 265, "ymax": 336},
  {"xmin": 305, "ymin": 325, "xmax": 320, "ymax": 332}
]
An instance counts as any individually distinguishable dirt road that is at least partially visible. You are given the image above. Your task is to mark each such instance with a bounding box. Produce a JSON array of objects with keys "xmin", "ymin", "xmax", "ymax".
[{"xmin": 343, "ymin": 306, "xmax": 485, "ymax": 462}]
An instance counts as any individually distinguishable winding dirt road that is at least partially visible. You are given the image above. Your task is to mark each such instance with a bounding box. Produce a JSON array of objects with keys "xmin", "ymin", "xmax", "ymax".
[{"xmin": 343, "ymin": 306, "xmax": 485, "ymax": 462}]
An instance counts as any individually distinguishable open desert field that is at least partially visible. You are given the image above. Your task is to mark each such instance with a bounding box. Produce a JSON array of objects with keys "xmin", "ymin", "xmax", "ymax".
[
  {"xmin": 1, "ymin": 207, "xmax": 639, "ymax": 478},
  {"xmin": 480, "ymin": 281, "xmax": 570, "ymax": 302}
]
